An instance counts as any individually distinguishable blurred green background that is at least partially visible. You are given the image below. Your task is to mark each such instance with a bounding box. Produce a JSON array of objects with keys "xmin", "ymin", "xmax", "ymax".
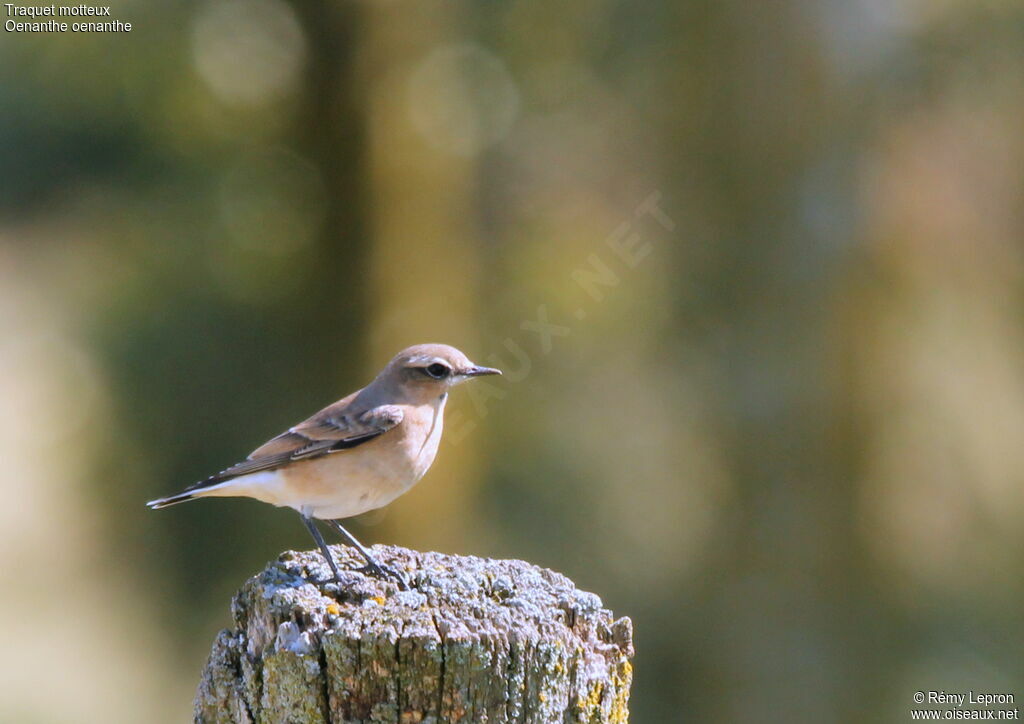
[{"xmin": 3, "ymin": 0, "xmax": 1024, "ymax": 721}]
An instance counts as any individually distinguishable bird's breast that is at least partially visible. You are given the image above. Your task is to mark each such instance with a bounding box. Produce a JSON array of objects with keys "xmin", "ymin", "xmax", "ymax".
[
  {"xmin": 277, "ymin": 397, "xmax": 447, "ymax": 519},
  {"xmin": 406, "ymin": 396, "xmax": 446, "ymax": 479}
]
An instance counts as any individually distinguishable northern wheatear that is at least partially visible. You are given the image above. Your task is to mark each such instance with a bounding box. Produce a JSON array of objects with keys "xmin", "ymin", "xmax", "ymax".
[{"xmin": 147, "ymin": 344, "xmax": 500, "ymax": 588}]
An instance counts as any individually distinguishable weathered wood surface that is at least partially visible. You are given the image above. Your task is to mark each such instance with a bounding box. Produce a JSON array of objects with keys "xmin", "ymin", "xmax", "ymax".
[{"xmin": 194, "ymin": 544, "xmax": 634, "ymax": 723}]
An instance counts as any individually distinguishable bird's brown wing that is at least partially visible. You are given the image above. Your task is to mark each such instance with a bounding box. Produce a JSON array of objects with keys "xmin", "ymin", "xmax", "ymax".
[{"xmin": 184, "ymin": 403, "xmax": 404, "ymax": 491}]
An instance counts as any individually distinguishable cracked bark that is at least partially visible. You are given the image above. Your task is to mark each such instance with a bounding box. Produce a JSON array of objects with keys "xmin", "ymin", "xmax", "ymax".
[{"xmin": 194, "ymin": 545, "xmax": 634, "ymax": 723}]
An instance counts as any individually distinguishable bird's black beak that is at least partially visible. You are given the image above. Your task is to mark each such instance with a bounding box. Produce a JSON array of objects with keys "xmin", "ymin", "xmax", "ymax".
[{"xmin": 463, "ymin": 365, "xmax": 502, "ymax": 377}]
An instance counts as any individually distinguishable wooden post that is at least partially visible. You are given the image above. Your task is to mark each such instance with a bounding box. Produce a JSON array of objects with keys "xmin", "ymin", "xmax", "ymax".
[{"xmin": 194, "ymin": 545, "xmax": 634, "ymax": 723}]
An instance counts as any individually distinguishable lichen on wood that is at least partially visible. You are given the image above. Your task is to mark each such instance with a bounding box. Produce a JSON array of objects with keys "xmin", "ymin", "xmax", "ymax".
[{"xmin": 193, "ymin": 544, "xmax": 634, "ymax": 723}]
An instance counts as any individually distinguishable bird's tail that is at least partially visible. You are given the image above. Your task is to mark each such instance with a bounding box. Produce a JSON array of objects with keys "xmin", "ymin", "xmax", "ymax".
[
  {"xmin": 146, "ymin": 474, "xmax": 254, "ymax": 509},
  {"xmin": 146, "ymin": 491, "xmax": 199, "ymax": 509}
]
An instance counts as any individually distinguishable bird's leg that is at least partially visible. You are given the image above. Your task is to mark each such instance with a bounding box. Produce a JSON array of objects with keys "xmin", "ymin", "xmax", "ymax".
[
  {"xmin": 323, "ymin": 519, "xmax": 407, "ymax": 590},
  {"xmin": 301, "ymin": 515, "xmax": 344, "ymax": 583}
]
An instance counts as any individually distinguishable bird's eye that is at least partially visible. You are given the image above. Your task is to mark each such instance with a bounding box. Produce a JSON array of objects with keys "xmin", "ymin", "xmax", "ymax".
[{"xmin": 423, "ymin": 363, "xmax": 451, "ymax": 379}]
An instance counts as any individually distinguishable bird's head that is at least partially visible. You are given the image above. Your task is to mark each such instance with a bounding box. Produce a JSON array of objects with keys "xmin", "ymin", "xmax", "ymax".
[{"xmin": 380, "ymin": 343, "xmax": 501, "ymax": 402}]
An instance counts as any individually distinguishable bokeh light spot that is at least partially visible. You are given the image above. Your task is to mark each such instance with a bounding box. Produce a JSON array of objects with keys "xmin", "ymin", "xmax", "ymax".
[
  {"xmin": 408, "ymin": 43, "xmax": 521, "ymax": 156},
  {"xmin": 192, "ymin": 0, "xmax": 307, "ymax": 107}
]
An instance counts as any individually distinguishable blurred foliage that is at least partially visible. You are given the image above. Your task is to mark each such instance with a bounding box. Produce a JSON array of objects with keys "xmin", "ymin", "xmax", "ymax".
[{"xmin": 3, "ymin": 0, "xmax": 1024, "ymax": 721}]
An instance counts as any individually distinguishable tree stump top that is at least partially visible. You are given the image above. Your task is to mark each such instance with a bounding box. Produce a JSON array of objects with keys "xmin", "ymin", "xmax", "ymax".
[{"xmin": 195, "ymin": 544, "xmax": 634, "ymax": 723}]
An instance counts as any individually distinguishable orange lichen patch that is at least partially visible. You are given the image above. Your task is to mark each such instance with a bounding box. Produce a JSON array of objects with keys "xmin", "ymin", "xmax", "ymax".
[
  {"xmin": 608, "ymin": 661, "xmax": 633, "ymax": 723},
  {"xmin": 326, "ymin": 603, "xmax": 341, "ymax": 616},
  {"xmin": 577, "ymin": 682, "xmax": 604, "ymax": 716},
  {"xmin": 575, "ymin": 660, "xmax": 632, "ymax": 723}
]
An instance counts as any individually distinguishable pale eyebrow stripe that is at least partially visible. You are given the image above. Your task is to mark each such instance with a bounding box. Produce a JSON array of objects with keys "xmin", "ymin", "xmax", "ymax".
[{"xmin": 408, "ymin": 356, "xmax": 447, "ymax": 366}]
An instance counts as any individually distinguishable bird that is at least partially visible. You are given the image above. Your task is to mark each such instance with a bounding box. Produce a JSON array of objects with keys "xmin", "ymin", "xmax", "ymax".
[{"xmin": 147, "ymin": 344, "xmax": 501, "ymax": 588}]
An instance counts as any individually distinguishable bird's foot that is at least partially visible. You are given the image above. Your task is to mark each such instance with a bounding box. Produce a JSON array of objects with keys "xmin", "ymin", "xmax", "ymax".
[{"xmin": 354, "ymin": 560, "xmax": 408, "ymax": 590}]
